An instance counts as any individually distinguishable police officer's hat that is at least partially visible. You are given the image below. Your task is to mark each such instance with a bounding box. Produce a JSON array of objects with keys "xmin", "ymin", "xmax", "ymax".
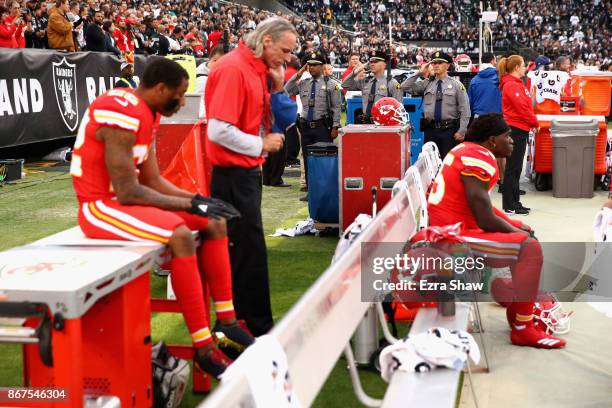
[
  {"xmin": 430, "ymin": 51, "xmax": 452, "ymax": 64},
  {"xmin": 369, "ymin": 50, "xmax": 389, "ymax": 63},
  {"xmin": 306, "ymin": 51, "xmax": 327, "ymax": 65}
]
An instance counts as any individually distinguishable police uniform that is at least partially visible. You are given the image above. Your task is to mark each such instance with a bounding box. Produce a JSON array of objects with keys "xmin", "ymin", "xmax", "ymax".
[
  {"xmin": 285, "ymin": 51, "xmax": 342, "ymax": 187},
  {"xmin": 342, "ymin": 50, "xmax": 402, "ymax": 123},
  {"xmin": 401, "ymin": 52, "xmax": 470, "ymax": 158}
]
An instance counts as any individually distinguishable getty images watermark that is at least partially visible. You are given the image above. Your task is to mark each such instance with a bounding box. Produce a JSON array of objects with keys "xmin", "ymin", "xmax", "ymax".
[{"xmin": 360, "ymin": 241, "xmax": 612, "ymax": 303}]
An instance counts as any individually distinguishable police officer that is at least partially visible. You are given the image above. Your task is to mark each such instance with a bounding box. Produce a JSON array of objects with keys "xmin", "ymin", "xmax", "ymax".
[
  {"xmin": 401, "ymin": 51, "xmax": 470, "ymax": 159},
  {"xmin": 342, "ymin": 50, "xmax": 402, "ymax": 124},
  {"xmin": 285, "ymin": 51, "xmax": 342, "ymax": 198}
]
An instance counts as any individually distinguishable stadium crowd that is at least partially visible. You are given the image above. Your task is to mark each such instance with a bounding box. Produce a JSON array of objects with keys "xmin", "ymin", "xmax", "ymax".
[{"xmin": 0, "ymin": 0, "xmax": 610, "ymax": 67}]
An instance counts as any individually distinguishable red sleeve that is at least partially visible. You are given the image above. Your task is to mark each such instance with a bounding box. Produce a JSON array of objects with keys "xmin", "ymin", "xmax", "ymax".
[
  {"xmin": 504, "ymin": 82, "xmax": 538, "ymax": 127},
  {"xmin": 205, "ymin": 67, "xmax": 245, "ymax": 127},
  {"xmin": 0, "ymin": 23, "xmax": 16, "ymax": 39}
]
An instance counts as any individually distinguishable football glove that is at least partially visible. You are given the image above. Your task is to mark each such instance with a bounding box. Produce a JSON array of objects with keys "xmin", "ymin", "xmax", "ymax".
[{"xmin": 188, "ymin": 194, "xmax": 241, "ymax": 220}]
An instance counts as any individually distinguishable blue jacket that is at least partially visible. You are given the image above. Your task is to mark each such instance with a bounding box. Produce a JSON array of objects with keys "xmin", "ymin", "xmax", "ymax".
[{"xmin": 467, "ymin": 67, "xmax": 502, "ymax": 115}]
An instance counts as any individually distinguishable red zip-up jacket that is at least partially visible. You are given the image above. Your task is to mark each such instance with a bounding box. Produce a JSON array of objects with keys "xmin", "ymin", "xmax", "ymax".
[{"xmin": 500, "ymin": 74, "xmax": 538, "ymax": 132}]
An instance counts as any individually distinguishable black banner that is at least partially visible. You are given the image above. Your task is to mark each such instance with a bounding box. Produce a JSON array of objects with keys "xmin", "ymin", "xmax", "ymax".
[{"xmin": 0, "ymin": 49, "xmax": 148, "ymax": 148}]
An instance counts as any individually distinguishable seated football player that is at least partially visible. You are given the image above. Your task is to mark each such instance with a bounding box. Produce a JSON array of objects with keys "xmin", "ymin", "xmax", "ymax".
[
  {"xmin": 69, "ymin": 58, "xmax": 254, "ymax": 377},
  {"xmin": 427, "ymin": 113, "xmax": 566, "ymax": 349}
]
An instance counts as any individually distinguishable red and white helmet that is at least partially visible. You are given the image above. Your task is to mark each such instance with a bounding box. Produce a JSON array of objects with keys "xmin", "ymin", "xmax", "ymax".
[
  {"xmin": 534, "ymin": 293, "xmax": 573, "ymax": 335},
  {"xmin": 372, "ymin": 97, "xmax": 408, "ymax": 126},
  {"xmin": 454, "ymin": 54, "xmax": 473, "ymax": 72}
]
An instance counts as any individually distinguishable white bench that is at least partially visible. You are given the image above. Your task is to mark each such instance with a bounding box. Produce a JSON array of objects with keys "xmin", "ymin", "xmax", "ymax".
[{"xmin": 382, "ymin": 143, "xmax": 487, "ymax": 408}]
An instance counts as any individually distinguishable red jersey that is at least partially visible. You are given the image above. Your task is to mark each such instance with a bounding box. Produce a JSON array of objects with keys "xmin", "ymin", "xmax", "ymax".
[
  {"xmin": 205, "ymin": 42, "xmax": 269, "ymax": 168},
  {"xmin": 113, "ymin": 28, "xmax": 134, "ymax": 53},
  {"xmin": 428, "ymin": 142, "xmax": 499, "ymax": 229},
  {"xmin": 70, "ymin": 88, "xmax": 160, "ymax": 203},
  {"xmin": 207, "ymin": 30, "xmax": 221, "ymax": 53}
]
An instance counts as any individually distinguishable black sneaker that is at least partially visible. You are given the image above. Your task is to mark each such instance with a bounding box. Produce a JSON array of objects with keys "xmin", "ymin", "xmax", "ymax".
[
  {"xmin": 194, "ymin": 347, "xmax": 232, "ymax": 379},
  {"xmin": 519, "ymin": 189, "xmax": 526, "ymax": 195},
  {"xmin": 213, "ymin": 320, "xmax": 255, "ymax": 351},
  {"xmin": 504, "ymin": 207, "xmax": 530, "ymax": 216},
  {"xmin": 517, "ymin": 203, "xmax": 531, "ymax": 211},
  {"xmin": 299, "ymin": 195, "xmax": 308, "ymax": 202}
]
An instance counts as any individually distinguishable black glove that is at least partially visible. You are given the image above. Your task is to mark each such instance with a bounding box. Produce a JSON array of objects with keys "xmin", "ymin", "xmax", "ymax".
[{"xmin": 188, "ymin": 194, "xmax": 241, "ymax": 220}]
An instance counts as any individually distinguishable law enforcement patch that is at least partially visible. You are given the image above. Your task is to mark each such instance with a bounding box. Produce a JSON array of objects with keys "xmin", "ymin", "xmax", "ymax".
[
  {"xmin": 335, "ymin": 84, "xmax": 341, "ymax": 91},
  {"xmin": 459, "ymin": 83, "xmax": 466, "ymax": 92},
  {"xmin": 380, "ymin": 85, "xmax": 386, "ymax": 90},
  {"xmin": 395, "ymin": 83, "xmax": 401, "ymax": 89}
]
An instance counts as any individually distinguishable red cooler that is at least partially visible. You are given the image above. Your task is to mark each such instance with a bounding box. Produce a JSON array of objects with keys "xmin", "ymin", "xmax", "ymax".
[{"xmin": 339, "ymin": 125, "xmax": 410, "ymax": 231}]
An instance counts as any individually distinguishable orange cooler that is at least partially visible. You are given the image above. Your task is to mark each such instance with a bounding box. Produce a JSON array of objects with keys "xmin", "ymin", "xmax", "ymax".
[
  {"xmin": 534, "ymin": 114, "xmax": 608, "ymax": 174},
  {"xmin": 570, "ymin": 71, "xmax": 612, "ymax": 116}
]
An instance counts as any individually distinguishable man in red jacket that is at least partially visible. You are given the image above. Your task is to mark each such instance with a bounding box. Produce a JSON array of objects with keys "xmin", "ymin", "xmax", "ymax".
[{"xmin": 498, "ymin": 55, "xmax": 539, "ymax": 215}]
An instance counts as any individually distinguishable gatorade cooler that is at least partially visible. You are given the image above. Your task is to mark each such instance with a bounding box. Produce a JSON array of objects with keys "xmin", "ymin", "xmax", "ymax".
[
  {"xmin": 534, "ymin": 114, "xmax": 608, "ymax": 175},
  {"xmin": 535, "ymin": 96, "xmax": 581, "ymax": 115},
  {"xmin": 306, "ymin": 142, "xmax": 339, "ymax": 223},
  {"xmin": 570, "ymin": 71, "xmax": 612, "ymax": 116},
  {"xmin": 339, "ymin": 125, "xmax": 410, "ymax": 231}
]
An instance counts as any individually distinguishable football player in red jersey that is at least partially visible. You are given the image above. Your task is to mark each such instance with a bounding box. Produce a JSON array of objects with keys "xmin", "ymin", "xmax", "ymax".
[
  {"xmin": 428, "ymin": 113, "xmax": 566, "ymax": 349},
  {"xmin": 70, "ymin": 58, "xmax": 254, "ymax": 377}
]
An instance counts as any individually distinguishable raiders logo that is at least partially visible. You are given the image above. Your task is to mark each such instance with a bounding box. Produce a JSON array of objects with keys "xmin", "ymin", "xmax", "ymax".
[{"xmin": 52, "ymin": 57, "xmax": 79, "ymax": 132}]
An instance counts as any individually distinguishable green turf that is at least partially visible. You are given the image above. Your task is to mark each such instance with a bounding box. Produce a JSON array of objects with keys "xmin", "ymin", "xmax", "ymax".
[{"xmin": 0, "ymin": 165, "xmax": 400, "ymax": 407}]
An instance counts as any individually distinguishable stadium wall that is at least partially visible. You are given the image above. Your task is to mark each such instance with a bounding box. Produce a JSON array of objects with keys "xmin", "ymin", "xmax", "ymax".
[{"xmin": 0, "ymin": 49, "xmax": 150, "ymax": 149}]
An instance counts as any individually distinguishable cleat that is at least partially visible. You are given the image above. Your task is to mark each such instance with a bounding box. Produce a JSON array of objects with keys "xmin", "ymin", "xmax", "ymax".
[{"xmin": 194, "ymin": 347, "xmax": 233, "ymax": 379}]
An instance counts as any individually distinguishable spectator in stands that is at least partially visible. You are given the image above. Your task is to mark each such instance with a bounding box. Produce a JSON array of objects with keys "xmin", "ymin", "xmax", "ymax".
[
  {"xmin": 342, "ymin": 52, "xmax": 360, "ymax": 82},
  {"xmin": 66, "ymin": 1, "xmax": 81, "ymax": 50},
  {"xmin": 47, "ymin": 0, "xmax": 75, "ymax": 52},
  {"xmin": 498, "ymin": 55, "xmax": 538, "ymax": 215},
  {"xmin": 207, "ymin": 23, "xmax": 221, "ymax": 53},
  {"xmin": 0, "ymin": 5, "xmax": 19, "ymax": 48},
  {"xmin": 206, "ymin": 17, "xmax": 297, "ymax": 336},
  {"xmin": 102, "ymin": 20, "xmax": 121, "ymax": 57},
  {"xmin": 113, "ymin": 15, "xmax": 134, "ymax": 62},
  {"xmin": 85, "ymin": 10, "xmax": 105, "ymax": 52},
  {"xmin": 114, "ymin": 61, "xmax": 138, "ymax": 88},
  {"xmin": 27, "ymin": 1, "xmax": 48, "ymax": 49}
]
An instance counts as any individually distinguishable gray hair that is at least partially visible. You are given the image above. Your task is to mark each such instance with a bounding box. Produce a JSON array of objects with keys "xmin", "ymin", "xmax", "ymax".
[
  {"xmin": 554, "ymin": 56, "xmax": 571, "ymax": 69},
  {"xmin": 244, "ymin": 16, "xmax": 297, "ymax": 58}
]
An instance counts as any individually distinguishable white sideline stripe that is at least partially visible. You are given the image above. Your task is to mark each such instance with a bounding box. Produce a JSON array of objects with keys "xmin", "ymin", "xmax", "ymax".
[
  {"xmin": 82, "ymin": 203, "xmax": 149, "ymax": 242},
  {"xmin": 95, "ymin": 200, "xmax": 173, "ymax": 238},
  {"xmin": 462, "ymin": 236, "xmax": 522, "ymax": 249}
]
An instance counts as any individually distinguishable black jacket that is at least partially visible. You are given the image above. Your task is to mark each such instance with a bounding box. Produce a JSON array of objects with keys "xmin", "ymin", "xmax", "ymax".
[{"xmin": 85, "ymin": 23, "xmax": 105, "ymax": 52}]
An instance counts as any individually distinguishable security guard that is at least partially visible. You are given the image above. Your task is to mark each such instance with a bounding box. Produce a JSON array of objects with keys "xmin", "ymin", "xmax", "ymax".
[
  {"xmin": 401, "ymin": 51, "xmax": 470, "ymax": 159},
  {"xmin": 342, "ymin": 50, "xmax": 402, "ymax": 123},
  {"xmin": 285, "ymin": 51, "xmax": 342, "ymax": 196}
]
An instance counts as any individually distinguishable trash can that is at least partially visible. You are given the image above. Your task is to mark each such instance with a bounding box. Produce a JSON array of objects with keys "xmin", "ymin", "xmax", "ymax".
[
  {"xmin": 551, "ymin": 119, "xmax": 599, "ymax": 198},
  {"xmin": 306, "ymin": 142, "xmax": 339, "ymax": 223}
]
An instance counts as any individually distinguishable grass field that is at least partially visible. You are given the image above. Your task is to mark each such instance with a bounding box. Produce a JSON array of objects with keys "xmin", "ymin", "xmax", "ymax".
[{"xmin": 0, "ymin": 163, "xmax": 389, "ymax": 407}]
